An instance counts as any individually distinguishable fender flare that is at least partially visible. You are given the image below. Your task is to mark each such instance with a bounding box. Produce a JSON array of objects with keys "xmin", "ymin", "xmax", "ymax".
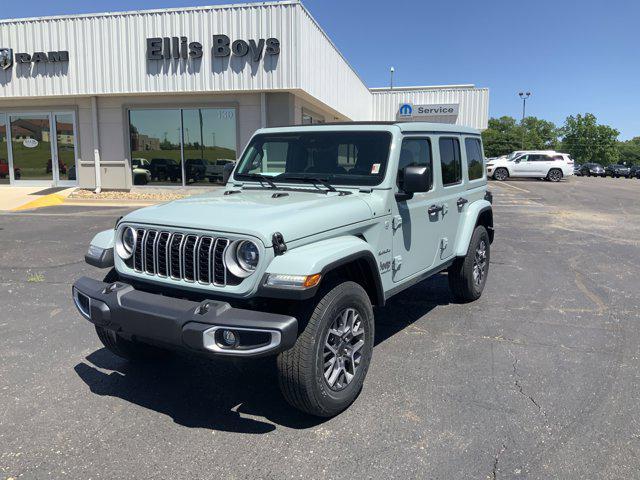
[
  {"xmin": 85, "ymin": 229, "xmax": 115, "ymax": 268},
  {"xmin": 259, "ymin": 235, "xmax": 384, "ymax": 305},
  {"xmin": 453, "ymin": 200, "xmax": 493, "ymax": 257}
]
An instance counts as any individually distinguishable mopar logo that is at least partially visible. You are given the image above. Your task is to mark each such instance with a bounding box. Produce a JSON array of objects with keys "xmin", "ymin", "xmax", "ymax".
[
  {"xmin": 0, "ymin": 48, "xmax": 12, "ymax": 70},
  {"xmin": 398, "ymin": 104, "xmax": 413, "ymax": 116}
]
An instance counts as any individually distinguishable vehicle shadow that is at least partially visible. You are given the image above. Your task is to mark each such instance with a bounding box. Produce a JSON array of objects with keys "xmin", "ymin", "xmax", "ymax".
[{"xmin": 74, "ymin": 274, "xmax": 452, "ymax": 433}]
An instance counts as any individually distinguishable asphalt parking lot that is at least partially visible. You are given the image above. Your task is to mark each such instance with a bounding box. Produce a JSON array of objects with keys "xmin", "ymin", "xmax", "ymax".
[{"xmin": 1, "ymin": 176, "xmax": 639, "ymax": 479}]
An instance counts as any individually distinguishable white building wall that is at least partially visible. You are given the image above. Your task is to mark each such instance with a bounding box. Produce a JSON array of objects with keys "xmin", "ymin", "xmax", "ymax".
[
  {"xmin": 371, "ymin": 86, "xmax": 490, "ymax": 130},
  {"xmin": 0, "ymin": 1, "xmax": 372, "ymax": 121},
  {"xmin": 296, "ymin": 7, "xmax": 372, "ymax": 121}
]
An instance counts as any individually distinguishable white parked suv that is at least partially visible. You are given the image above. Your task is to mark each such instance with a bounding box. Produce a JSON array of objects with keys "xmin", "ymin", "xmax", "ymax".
[{"xmin": 486, "ymin": 151, "xmax": 574, "ymax": 182}]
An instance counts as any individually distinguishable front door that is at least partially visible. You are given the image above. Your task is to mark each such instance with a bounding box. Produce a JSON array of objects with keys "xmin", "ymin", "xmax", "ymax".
[
  {"xmin": 4, "ymin": 112, "xmax": 78, "ymax": 186},
  {"xmin": 9, "ymin": 113, "xmax": 54, "ymax": 184},
  {"xmin": 512, "ymin": 154, "xmax": 535, "ymax": 176},
  {"xmin": 392, "ymin": 136, "xmax": 442, "ymax": 282}
]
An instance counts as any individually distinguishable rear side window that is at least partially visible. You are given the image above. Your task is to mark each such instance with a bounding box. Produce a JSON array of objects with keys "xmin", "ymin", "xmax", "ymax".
[
  {"xmin": 397, "ymin": 138, "xmax": 432, "ymax": 190},
  {"xmin": 464, "ymin": 137, "xmax": 484, "ymax": 180},
  {"xmin": 439, "ymin": 137, "xmax": 462, "ymax": 186}
]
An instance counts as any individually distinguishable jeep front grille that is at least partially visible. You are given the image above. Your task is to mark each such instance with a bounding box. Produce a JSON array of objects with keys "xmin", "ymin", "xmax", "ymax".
[{"xmin": 128, "ymin": 228, "xmax": 234, "ymax": 286}]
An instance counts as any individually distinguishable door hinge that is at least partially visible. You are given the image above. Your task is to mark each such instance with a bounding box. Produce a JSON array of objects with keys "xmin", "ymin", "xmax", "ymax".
[
  {"xmin": 392, "ymin": 215, "xmax": 402, "ymax": 230},
  {"xmin": 392, "ymin": 255, "xmax": 402, "ymax": 271}
]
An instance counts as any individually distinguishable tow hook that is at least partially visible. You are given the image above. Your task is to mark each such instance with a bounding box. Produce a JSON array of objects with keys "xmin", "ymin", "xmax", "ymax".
[{"xmin": 272, "ymin": 232, "xmax": 287, "ymax": 255}]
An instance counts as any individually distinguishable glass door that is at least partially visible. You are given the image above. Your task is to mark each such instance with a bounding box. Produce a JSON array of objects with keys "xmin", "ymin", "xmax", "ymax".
[
  {"xmin": 4, "ymin": 111, "xmax": 78, "ymax": 186},
  {"xmin": 8, "ymin": 113, "xmax": 54, "ymax": 184},
  {"xmin": 53, "ymin": 113, "xmax": 78, "ymax": 186},
  {"xmin": 0, "ymin": 115, "xmax": 9, "ymax": 185}
]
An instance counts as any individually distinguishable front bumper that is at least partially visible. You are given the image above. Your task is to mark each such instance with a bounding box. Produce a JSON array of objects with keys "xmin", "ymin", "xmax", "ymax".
[{"xmin": 72, "ymin": 277, "xmax": 297, "ymax": 358}]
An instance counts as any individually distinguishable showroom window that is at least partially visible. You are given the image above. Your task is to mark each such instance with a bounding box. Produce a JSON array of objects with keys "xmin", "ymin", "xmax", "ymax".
[{"xmin": 129, "ymin": 107, "xmax": 237, "ymax": 186}]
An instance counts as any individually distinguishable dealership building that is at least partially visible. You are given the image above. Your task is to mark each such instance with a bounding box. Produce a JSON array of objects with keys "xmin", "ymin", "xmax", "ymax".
[{"xmin": 0, "ymin": 0, "xmax": 489, "ymax": 189}]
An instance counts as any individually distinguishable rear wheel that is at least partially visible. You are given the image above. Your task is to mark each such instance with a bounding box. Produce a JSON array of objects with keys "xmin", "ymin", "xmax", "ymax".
[
  {"xmin": 277, "ymin": 281, "xmax": 374, "ymax": 417},
  {"xmin": 493, "ymin": 168, "xmax": 509, "ymax": 181},
  {"xmin": 547, "ymin": 168, "xmax": 563, "ymax": 182},
  {"xmin": 448, "ymin": 226, "xmax": 490, "ymax": 302}
]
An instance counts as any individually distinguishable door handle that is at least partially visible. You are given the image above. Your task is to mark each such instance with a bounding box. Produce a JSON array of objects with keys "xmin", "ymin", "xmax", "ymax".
[
  {"xmin": 428, "ymin": 204, "xmax": 444, "ymax": 215},
  {"xmin": 456, "ymin": 197, "xmax": 468, "ymax": 208}
]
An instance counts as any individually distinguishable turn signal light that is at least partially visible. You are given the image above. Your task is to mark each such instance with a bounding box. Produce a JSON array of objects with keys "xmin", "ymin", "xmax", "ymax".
[
  {"xmin": 265, "ymin": 273, "xmax": 322, "ymax": 289},
  {"xmin": 303, "ymin": 274, "xmax": 322, "ymax": 288}
]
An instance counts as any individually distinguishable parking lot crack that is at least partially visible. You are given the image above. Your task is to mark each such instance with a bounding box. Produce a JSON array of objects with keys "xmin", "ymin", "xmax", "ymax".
[
  {"xmin": 491, "ymin": 443, "xmax": 506, "ymax": 479},
  {"xmin": 510, "ymin": 352, "xmax": 545, "ymax": 415}
]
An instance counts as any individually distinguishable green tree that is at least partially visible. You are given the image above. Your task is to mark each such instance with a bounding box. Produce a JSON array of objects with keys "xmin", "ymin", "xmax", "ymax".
[
  {"xmin": 481, "ymin": 116, "xmax": 521, "ymax": 157},
  {"xmin": 482, "ymin": 116, "xmax": 559, "ymax": 157},
  {"xmin": 618, "ymin": 137, "xmax": 640, "ymax": 165},
  {"xmin": 560, "ymin": 113, "xmax": 619, "ymax": 165},
  {"xmin": 521, "ymin": 117, "xmax": 559, "ymax": 151}
]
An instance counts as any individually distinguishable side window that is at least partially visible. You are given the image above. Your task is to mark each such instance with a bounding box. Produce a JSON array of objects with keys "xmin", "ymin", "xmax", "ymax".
[
  {"xmin": 528, "ymin": 154, "xmax": 543, "ymax": 162},
  {"xmin": 397, "ymin": 138, "xmax": 432, "ymax": 190},
  {"xmin": 439, "ymin": 137, "xmax": 462, "ymax": 186},
  {"xmin": 464, "ymin": 137, "xmax": 484, "ymax": 180}
]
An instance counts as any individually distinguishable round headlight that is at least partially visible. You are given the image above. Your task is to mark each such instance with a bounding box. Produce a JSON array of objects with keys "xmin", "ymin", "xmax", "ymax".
[
  {"xmin": 224, "ymin": 240, "xmax": 260, "ymax": 278},
  {"xmin": 116, "ymin": 226, "xmax": 137, "ymax": 260},
  {"xmin": 237, "ymin": 241, "xmax": 259, "ymax": 272}
]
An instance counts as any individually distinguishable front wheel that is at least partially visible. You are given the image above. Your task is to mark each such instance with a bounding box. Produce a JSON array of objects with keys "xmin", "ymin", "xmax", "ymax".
[
  {"xmin": 493, "ymin": 168, "xmax": 509, "ymax": 181},
  {"xmin": 448, "ymin": 225, "xmax": 491, "ymax": 302},
  {"xmin": 547, "ymin": 168, "xmax": 563, "ymax": 182},
  {"xmin": 277, "ymin": 281, "xmax": 374, "ymax": 417}
]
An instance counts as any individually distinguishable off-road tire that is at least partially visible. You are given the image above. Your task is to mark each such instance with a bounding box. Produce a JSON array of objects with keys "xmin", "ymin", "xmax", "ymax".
[
  {"xmin": 547, "ymin": 168, "xmax": 563, "ymax": 182},
  {"xmin": 448, "ymin": 225, "xmax": 490, "ymax": 302},
  {"xmin": 493, "ymin": 168, "xmax": 509, "ymax": 181},
  {"xmin": 277, "ymin": 281, "xmax": 374, "ymax": 417}
]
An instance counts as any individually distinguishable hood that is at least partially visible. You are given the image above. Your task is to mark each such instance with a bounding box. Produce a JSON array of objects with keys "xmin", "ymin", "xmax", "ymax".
[
  {"xmin": 123, "ymin": 188, "xmax": 374, "ymax": 246},
  {"xmin": 487, "ymin": 157, "xmax": 509, "ymax": 166}
]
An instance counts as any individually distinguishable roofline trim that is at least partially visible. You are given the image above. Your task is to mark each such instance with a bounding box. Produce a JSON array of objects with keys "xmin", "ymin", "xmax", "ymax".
[
  {"xmin": 0, "ymin": 0, "xmax": 301, "ymax": 24},
  {"xmin": 370, "ymin": 84, "xmax": 479, "ymax": 92}
]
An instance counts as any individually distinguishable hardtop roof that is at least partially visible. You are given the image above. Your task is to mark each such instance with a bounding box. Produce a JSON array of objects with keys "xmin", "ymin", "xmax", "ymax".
[{"xmin": 258, "ymin": 121, "xmax": 481, "ymax": 135}]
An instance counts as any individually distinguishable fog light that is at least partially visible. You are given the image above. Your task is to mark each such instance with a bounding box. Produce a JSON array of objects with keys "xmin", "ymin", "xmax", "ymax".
[{"xmin": 221, "ymin": 329, "xmax": 238, "ymax": 348}]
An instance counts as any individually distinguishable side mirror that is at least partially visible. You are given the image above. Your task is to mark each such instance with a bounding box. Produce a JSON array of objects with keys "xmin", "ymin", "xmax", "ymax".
[
  {"xmin": 514, "ymin": 158, "xmax": 521, "ymax": 164},
  {"xmin": 402, "ymin": 165, "xmax": 431, "ymax": 194}
]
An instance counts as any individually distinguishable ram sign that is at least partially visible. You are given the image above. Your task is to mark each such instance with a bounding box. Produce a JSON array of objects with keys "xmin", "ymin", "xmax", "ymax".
[{"xmin": 397, "ymin": 103, "xmax": 460, "ymax": 123}]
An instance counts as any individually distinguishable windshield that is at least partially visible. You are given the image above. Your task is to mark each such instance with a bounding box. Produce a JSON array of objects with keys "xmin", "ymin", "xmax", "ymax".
[{"xmin": 234, "ymin": 131, "xmax": 392, "ymax": 187}]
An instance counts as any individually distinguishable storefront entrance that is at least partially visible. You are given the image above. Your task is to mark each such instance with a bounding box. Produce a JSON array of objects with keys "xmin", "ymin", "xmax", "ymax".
[{"xmin": 0, "ymin": 112, "xmax": 78, "ymax": 187}]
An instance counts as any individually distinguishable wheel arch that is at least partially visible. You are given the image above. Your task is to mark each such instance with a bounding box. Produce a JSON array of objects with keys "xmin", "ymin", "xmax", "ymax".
[
  {"xmin": 453, "ymin": 201, "xmax": 494, "ymax": 257},
  {"xmin": 260, "ymin": 236, "xmax": 385, "ymax": 307}
]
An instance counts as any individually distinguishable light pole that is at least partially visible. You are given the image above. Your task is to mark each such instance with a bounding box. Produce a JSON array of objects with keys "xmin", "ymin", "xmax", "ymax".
[
  {"xmin": 518, "ymin": 91, "xmax": 531, "ymax": 149},
  {"xmin": 390, "ymin": 66, "xmax": 395, "ymax": 90}
]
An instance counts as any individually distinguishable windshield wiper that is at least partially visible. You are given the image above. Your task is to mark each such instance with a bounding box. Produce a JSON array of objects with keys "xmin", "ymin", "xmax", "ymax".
[
  {"xmin": 239, "ymin": 173, "xmax": 278, "ymax": 189},
  {"xmin": 276, "ymin": 174, "xmax": 337, "ymax": 192}
]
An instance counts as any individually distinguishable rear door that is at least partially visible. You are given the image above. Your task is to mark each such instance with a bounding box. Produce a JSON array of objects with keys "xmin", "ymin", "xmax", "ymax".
[{"xmin": 434, "ymin": 136, "xmax": 466, "ymax": 261}]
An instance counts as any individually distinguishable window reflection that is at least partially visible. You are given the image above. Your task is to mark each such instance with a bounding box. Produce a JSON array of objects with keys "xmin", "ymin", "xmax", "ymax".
[
  {"xmin": 182, "ymin": 108, "xmax": 237, "ymax": 185},
  {"xmin": 56, "ymin": 113, "xmax": 76, "ymax": 182},
  {"xmin": 129, "ymin": 109, "xmax": 182, "ymax": 185},
  {"xmin": 0, "ymin": 116, "xmax": 8, "ymax": 184},
  {"xmin": 129, "ymin": 108, "xmax": 236, "ymax": 187}
]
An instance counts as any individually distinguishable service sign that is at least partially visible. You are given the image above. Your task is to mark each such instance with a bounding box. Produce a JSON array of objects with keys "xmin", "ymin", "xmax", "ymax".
[{"xmin": 397, "ymin": 103, "xmax": 460, "ymax": 120}]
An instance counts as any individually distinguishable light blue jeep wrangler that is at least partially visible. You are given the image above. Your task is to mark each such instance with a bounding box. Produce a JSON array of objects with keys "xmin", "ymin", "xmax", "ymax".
[{"xmin": 73, "ymin": 122, "xmax": 493, "ymax": 417}]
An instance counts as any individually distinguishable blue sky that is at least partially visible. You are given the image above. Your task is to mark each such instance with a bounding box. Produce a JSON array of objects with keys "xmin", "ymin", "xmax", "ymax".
[{"xmin": 2, "ymin": 0, "xmax": 638, "ymax": 139}]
